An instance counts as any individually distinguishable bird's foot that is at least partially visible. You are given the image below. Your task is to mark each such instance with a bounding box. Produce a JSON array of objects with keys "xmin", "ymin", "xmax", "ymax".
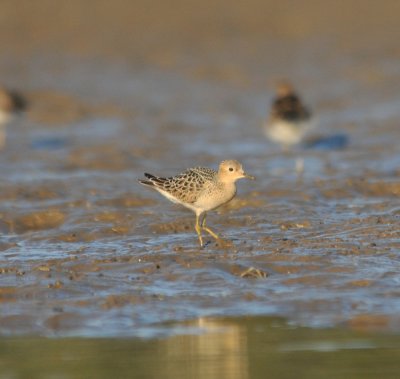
[{"xmin": 201, "ymin": 240, "xmax": 212, "ymax": 248}]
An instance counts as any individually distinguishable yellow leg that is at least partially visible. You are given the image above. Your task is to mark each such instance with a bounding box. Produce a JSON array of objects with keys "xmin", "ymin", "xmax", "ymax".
[
  {"xmin": 195, "ymin": 214, "xmax": 204, "ymax": 247},
  {"xmin": 201, "ymin": 214, "xmax": 220, "ymax": 240}
]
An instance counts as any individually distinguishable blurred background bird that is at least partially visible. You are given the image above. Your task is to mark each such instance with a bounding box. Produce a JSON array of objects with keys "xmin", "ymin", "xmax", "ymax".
[
  {"xmin": 264, "ymin": 80, "xmax": 315, "ymax": 151},
  {"xmin": 264, "ymin": 80, "xmax": 316, "ymax": 175},
  {"xmin": 0, "ymin": 87, "xmax": 27, "ymax": 149}
]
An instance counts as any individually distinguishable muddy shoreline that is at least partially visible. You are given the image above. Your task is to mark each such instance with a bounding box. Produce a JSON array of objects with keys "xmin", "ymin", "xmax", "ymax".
[{"xmin": 1, "ymin": 1, "xmax": 400, "ymax": 337}]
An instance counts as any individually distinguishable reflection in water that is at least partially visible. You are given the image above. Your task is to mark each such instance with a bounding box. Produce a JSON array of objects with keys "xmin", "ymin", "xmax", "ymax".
[
  {"xmin": 164, "ymin": 318, "xmax": 248, "ymax": 379},
  {"xmin": 1, "ymin": 316, "xmax": 400, "ymax": 378}
]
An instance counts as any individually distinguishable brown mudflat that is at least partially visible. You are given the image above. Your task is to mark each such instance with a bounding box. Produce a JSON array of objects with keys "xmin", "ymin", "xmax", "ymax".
[{"xmin": 1, "ymin": 0, "xmax": 400, "ymax": 337}]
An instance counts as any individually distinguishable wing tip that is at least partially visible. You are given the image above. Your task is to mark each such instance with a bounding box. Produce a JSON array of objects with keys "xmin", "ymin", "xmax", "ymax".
[{"xmin": 138, "ymin": 179, "xmax": 154, "ymax": 186}]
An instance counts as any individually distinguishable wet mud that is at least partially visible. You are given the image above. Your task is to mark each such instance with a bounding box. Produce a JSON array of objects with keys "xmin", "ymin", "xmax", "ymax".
[{"xmin": 1, "ymin": 0, "xmax": 400, "ymax": 337}]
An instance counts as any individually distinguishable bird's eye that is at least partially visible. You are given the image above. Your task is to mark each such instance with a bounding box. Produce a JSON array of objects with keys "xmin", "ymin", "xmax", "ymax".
[{"xmin": 229, "ymin": 167, "xmax": 234, "ymax": 172}]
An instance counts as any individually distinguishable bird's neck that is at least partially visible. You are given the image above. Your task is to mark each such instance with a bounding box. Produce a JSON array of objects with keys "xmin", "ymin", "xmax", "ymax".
[{"xmin": 216, "ymin": 176, "xmax": 237, "ymax": 190}]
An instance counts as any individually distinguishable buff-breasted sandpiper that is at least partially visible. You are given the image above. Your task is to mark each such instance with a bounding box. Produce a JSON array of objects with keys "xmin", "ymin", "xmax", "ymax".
[
  {"xmin": 264, "ymin": 81, "xmax": 315, "ymax": 150},
  {"xmin": 139, "ymin": 160, "xmax": 254, "ymax": 247}
]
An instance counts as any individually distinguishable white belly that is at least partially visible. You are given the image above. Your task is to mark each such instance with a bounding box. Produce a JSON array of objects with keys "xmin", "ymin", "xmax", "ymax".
[
  {"xmin": 265, "ymin": 119, "xmax": 313, "ymax": 147},
  {"xmin": 194, "ymin": 185, "xmax": 236, "ymax": 212}
]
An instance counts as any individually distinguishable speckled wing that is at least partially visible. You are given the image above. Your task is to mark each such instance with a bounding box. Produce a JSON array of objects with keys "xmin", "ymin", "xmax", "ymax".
[
  {"xmin": 272, "ymin": 93, "xmax": 311, "ymax": 122},
  {"xmin": 140, "ymin": 167, "xmax": 217, "ymax": 204}
]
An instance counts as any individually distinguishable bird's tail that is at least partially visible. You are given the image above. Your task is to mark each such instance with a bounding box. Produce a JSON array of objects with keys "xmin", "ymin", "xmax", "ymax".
[{"xmin": 138, "ymin": 173, "xmax": 167, "ymax": 187}]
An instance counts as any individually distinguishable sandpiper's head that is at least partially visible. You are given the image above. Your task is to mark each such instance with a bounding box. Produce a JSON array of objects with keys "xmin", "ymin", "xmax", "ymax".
[
  {"xmin": 218, "ymin": 160, "xmax": 255, "ymax": 182},
  {"xmin": 275, "ymin": 80, "xmax": 295, "ymax": 98}
]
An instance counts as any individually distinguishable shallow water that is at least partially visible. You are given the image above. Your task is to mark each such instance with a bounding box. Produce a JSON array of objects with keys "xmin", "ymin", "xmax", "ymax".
[{"xmin": 2, "ymin": 317, "xmax": 400, "ymax": 379}]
